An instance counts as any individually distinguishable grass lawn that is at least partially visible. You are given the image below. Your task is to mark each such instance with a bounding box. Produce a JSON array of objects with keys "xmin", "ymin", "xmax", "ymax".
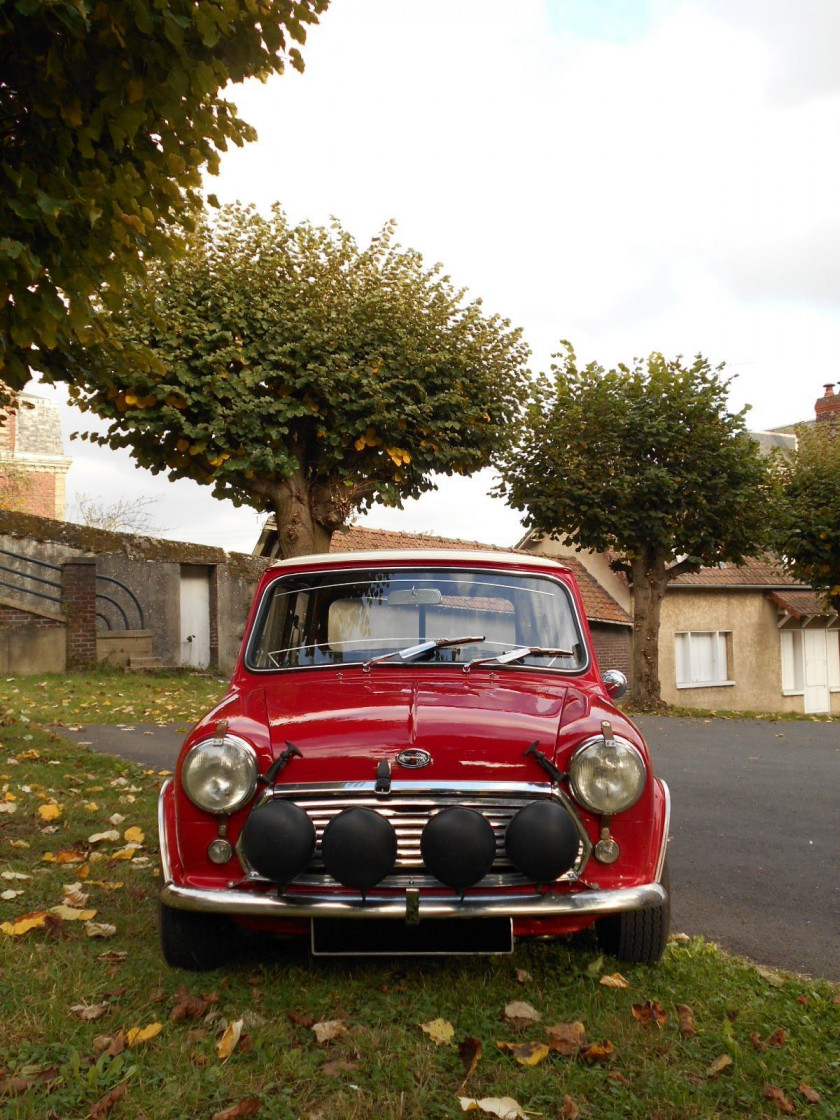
[{"xmin": 1, "ymin": 674, "xmax": 838, "ymax": 1119}]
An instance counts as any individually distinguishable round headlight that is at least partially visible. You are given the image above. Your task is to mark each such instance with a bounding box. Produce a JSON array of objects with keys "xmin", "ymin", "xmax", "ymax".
[
  {"xmin": 181, "ymin": 735, "xmax": 258, "ymax": 814},
  {"xmin": 568, "ymin": 735, "xmax": 646, "ymax": 815}
]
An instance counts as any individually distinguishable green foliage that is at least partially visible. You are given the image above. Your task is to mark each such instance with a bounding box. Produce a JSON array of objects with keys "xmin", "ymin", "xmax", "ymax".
[
  {"xmin": 0, "ymin": 0, "xmax": 329, "ymax": 397},
  {"xmin": 772, "ymin": 422, "xmax": 840, "ymax": 611},
  {"xmin": 61, "ymin": 204, "xmax": 529, "ymax": 554},
  {"xmin": 497, "ymin": 346, "xmax": 769, "ymax": 568}
]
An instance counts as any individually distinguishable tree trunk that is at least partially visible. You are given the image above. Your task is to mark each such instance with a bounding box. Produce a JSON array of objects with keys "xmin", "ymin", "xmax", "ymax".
[
  {"xmin": 629, "ymin": 551, "xmax": 668, "ymax": 709},
  {"xmin": 271, "ymin": 471, "xmax": 335, "ymax": 559}
]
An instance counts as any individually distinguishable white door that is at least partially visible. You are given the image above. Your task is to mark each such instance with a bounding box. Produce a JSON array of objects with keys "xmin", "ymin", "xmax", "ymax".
[
  {"xmin": 180, "ymin": 568, "xmax": 211, "ymax": 668},
  {"xmin": 803, "ymin": 629, "xmax": 830, "ymax": 714}
]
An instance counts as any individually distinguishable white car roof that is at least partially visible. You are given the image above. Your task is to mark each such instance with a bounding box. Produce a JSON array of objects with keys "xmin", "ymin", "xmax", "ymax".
[{"xmin": 268, "ymin": 548, "xmax": 571, "ymax": 572}]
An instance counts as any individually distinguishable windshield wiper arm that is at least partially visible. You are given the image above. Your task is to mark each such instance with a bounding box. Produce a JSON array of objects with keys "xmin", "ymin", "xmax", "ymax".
[
  {"xmin": 363, "ymin": 635, "xmax": 485, "ymax": 672},
  {"xmin": 463, "ymin": 646, "xmax": 574, "ymax": 674}
]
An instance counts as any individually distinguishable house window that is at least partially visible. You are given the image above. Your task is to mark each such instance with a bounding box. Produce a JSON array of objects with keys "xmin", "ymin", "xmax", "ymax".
[
  {"xmin": 675, "ymin": 631, "xmax": 733, "ymax": 688},
  {"xmin": 781, "ymin": 629, "xmax": 840, "ymax": 695}
]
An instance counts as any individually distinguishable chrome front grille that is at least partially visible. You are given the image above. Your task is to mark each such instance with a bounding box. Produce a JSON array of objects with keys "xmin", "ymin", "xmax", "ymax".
[{"xmin": 243, "ymin": 782, "xmax": 589, "ymax": 889}]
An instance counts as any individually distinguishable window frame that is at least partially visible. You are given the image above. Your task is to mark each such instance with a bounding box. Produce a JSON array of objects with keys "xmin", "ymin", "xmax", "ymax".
[{"xmin": 674, "ymin": 630, "xmax": 734, "ymax": 690}]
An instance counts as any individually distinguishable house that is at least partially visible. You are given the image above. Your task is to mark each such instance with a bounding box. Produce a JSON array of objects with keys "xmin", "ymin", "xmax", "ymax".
[
  {"xmin": 254, "ymin": 522, "xmax": 634, "ymax": 680},
  {"xmin": 0, "ymin": 392, "xmax": 72, "ymax": 519}
]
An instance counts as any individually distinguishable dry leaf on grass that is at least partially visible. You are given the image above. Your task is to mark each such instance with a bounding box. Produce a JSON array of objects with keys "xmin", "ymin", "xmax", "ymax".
[
  {"xmin": 503, "ymin": 1000, "xmax": 541, "ymax": 1026},
  {"xmin": 515, "ymin": 969, "xmax": 532, "ymax": 984},
  {"xmin": 1, "ymin": 889, "xmax": 23, "ymax": 900},
  {"xmin": 211, "ymin": 1098, "xmax": 261, "ymax": 1120},
  {"xmin": 599, "ymin": 973, "xmax": 630, "ymax": 989},
  {"xmin": 85, "ymin": 921, "xmax": 116, "ymax": 939},
  {"xmin": 545, "ymin": 1021, "xmax": 586, "ymax": 1056},
  {"xmin": 126, "ymin": 1023, "xmax": 162, "ymax": 1047},
  {"xmin": 70, "ymin": 1002, "xmax": 110, "ymax": 1022},
  {"xmin": 1, "ymin": 870, "xmax": 30, "ymax": 880},
  {"xmin": 96, "ymin": 950, "xmax": 127, "ymax": 963},
  {"xmin": 707, "ymin": 1054, "xmax": 733, "ymax": 1078},
  {"xmin": 311, "ymin": 1019, "xmax": 347, "ymax": 1045},
  {"xmin": 217, "ymin": 1019, "xmax": 244, "ymax": 1060},
  {"xmin": 61, "ymin": 884, "xmax": 89, "ymax": 907},
  {"xmin": 0, "ymin": 1065, "xmax": 60, "ymax": 1096},
  {"xmin": 287, "ymin": 1011, "xmax": 315, "ymax": 1028},
  {"xmin": 321, "ymin": 1060, "xmax": 360, "ymax": 1077},
  {"xmin": 766, "ymin": 1029, "xmax": 787, "ymax": 1048},
  {"xmin": 749, "ymin": 1031, "xmax": 767, "ymax": 1052},
  {"xmin": 87, "ymin": 1079, "xmax": 129, "ymax": 1120},
  {"xmin": 169, "ymin": 987, "xmax": 216, "ymax": 1022},
  {"xmin": 606, "ymin": 1070, "xmax": 630, "ymax": 1086},
  {"xmin": 631, "ymin": 1000, "xmax": 668, "ymax": 1028},
  {"xmin": 38, "ymin": 803, "xmax": 61, "ymax": 822},
  {"xmin": 123, "ymin": 826, "xmax": 144, "ymax": 845},
  {"xmin": 763, "ymin": 1085, "xmax": 795, "ymax": 1114},
  {"xmin": 457, "ymin": 1095, "xmax": 533, "ymax": 1119},
  {"xmin": 50, "ymin": 905, "xmax": 97, "ymax": 921},
  {"xmin": 88, "ymin": 830, "xmax": 120, "ymax": 845},
  {"xmin": 580, "ymin": 1040, "xmax": 615, "ymax": 1063},
  {"xmin": 458, "ymin": 1038, "xmax": 482, "ymax": 1086},
  {"xmin": 754, "ymin": 965, "xmax": 786, "ymax": 988},
  {"xmin": 1, "ymin": 911, "xmax": 47, "ymax": 937},
  {"xmin": 559, "ymin": 1096, "xmax": 579, "ymax": 1120},
  {"xmin": 92, "ymin": 1035, "xmax": 126, "ymax": 1058},
  {"xmin": 675, "ymin": 1004, "xmax": 695, "ymax": 1036},
  {"xmin": 496, "ymin": 1040, "xmax": 550, "ymax": 1067},
  {"xmin": 420, "ymin": 1018, "xmax": 455, "ymax": 1046},
  {"xmin": 798, "ymin": 1084, "xmax": 821, "ymax": 1104}
]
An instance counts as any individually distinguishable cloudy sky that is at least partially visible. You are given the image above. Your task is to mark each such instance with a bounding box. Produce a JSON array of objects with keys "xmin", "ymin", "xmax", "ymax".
[{"xmin": 37, "ymin": 0, "xmax": 840, "ymax": 552}]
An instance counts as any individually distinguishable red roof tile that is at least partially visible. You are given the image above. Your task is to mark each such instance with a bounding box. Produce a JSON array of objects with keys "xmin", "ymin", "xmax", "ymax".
[
  {"xmin": 668, "ymin": 556, "xmax": 803, "ymax": 588},
  {"xmin": 768, "ymin": 589, "xmax": 837, "ymax": 619}
]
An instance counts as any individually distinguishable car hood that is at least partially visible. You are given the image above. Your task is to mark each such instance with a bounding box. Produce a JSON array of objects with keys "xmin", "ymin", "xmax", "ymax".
[{"xmin": 262, "ymin": 669, "xmax": 582, "ymax": 784}]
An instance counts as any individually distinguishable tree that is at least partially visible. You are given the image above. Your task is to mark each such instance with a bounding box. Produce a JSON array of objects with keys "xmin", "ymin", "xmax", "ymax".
[
  {"xmin": 772, "ymin": 422, "xmax": 840, "ymax": 613},
  {"xmin": 0, "ymin": 0, "xmax": 328, "ymax": 399},
  {"xmin": 495, "ymin": 347, "xmax": 771, "ymax": 707},
  {"xmin": 71, "ymin": 492, "xmax": 166, "ymax": 535},
  {"xmin": 61, "ymin": 204, "xmax": 529, "ymax": 556}
]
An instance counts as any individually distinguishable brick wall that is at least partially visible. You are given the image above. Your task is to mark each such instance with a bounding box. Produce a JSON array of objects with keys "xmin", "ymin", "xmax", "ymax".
[
  {"xmin": 61, "ymin": 558, "xmax": 97, "ymax": 670},
  {"xmin": 0, "ymin": 466, "xmax": 59, "ymax": 519},
  {"xmin": 0, "ymin": 605, "xmax": 63, "ymax": 630},
  {"xmin": 815, "ymin": 383, "xmax": 840, "ymax": 423},
  {"xmin": 590, "ymin": 623, "xmax": 632, "ymax": 683}
]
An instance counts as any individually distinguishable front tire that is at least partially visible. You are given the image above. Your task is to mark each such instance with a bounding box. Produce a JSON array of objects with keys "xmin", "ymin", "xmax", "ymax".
[
  {"xmin": 158, "ymin": 900, "xmax": 235, "ymax": 971},
  {"xmin": 595, "ymin": 860, "xmax": 670, "ymax": 964}
]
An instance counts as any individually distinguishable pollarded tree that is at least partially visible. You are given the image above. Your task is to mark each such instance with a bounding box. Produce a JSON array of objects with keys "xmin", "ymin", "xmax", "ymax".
[
  {"xmin": 495, "ymin": 346, "xmax": 771, "ymax": 707},
  {"xmin": 0, "ymin": 0, "xmax": 328, "ymax": 398},
  {"xmin": 772, "ymin": 421, "xmax": 840, "ymax": 612},
  {"xmin": 62, "ymin": 204, "xmax": 529, "ymax": 556}
]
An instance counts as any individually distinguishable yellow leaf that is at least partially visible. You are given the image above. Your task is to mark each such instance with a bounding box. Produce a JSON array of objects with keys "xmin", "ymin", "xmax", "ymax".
[
  {"xmin": 503, "ymin": 1001, "xmax": 541, "ymax": 1024},
  {"xmin": 599, "ymin": 972, "xmax": 630, "ymax": 989},
  {"xmin": 123, "ymin": 826, "xmax": 144, "ymax": 845},
  {"xmin": 38, "ymin": 803, "xmax": 61, "ymax": 822},
  {"xmin": 420, "ymin": 1018, "xmax": 455, "ymax": 1046},
  {"xmin": 127, "ymin": 1022, "xmax": 162, "ymax": 1046},
  {"xmin": 707, "ymin": 1054, "xmax": 733, "ymax": 1078},
  {"xmin": 88, "ymin": 830, "xmax": 120, "ymax": 844},
  {"xmin": 496, "ymin": 1040, "xmax": 550, "ymax": 1067},
  {"xmin": 1, "ymin": 911, "xmax": 48, "ymax": 937},
  {"xmin": 49, "ymin": 905, "xmax": 97, "ymax": 921},
  {"xmin": 111, "ymin": 846, "xmax": 135, "ymax": 861},
  {"xmin": 85, "ymin": 921, "xmax": 117, "ymax": 939},
  {"xmin": 458, "ymin": 1096, "xmax": 532, "ymax": 1119},
  {"xmin": 84, "ymin": 802, "xmax": 99, "ymax": 812},
  {"xmin": 217, "ymin": 1019, "xmax": 243, "ymax": 1060}
]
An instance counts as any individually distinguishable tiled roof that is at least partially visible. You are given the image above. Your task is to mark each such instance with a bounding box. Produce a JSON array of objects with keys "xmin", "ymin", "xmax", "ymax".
[
  {"xmin": 668, "ymin": 556, "xmax": 803, "ymax": 588},
  {"xmin": 329, "ymin": 526, "xmax": 632, "ymax": 626},
  {"xmin": 768, "ymin": 589, "xmax": 837, "ymax": 619}
]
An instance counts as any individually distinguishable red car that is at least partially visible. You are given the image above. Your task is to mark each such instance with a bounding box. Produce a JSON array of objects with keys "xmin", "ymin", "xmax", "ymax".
[{"xmin": 158, "ymin": 549, "xmax": 670, "ymax": 970}]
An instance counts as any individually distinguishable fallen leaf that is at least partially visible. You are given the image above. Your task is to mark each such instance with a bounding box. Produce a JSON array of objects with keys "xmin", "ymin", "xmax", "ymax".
[
  {"xmin": 496, "ymin": 1040, "xmax": 550, "ymax": 1067},
  {"xmin": 1, "ymin": 889, "xmax": 23, "ymax": 900},
  {"xmin": 217, "ymin": 1019, "xmax": 244, "ymax": 1060},
  {"xmin": 607, "ymin": 1070, "xmax": 630, "ymax": 1086},
  {"xmin": 1, "ymin": 911, "xmax": 48, "ymax": 937},
  {"xmin": 50, "ymin": 905, "xmax": 97, "ymax": 921},
  {"xmin": 458, "ymin": 1038, "xmax": 482, "ymax": 1086},
  {"xmin": 110, "ymin": 846, "xmax": 136, "ymax": 861},
  {"xmin": 458, "ymin": 1096, "xmax": 531, "ymax": 1119},
  {"xmin": 70, "ymin": 1002, "xmax": 110, "ymax": 1021},
  {"xmin": 545, "ymin": 1021, "xmax": 586, "ymax": 1056},
  {"xmin": 311, "ymin": 1019, "xmax": 347, "ymax": 1045},
  {"xmin": 503, "ymin": 1000, "xmax": 541, "ymax": 1025},
  {"xmin": 675, "ymin": 1004, "xmax": 695, "ymax": 1036},
  {"xmin": 1, "ymin": 870, "xmax": 30, "ymax": 880},
  {"xmin": 559, "ymin": 1095, "xmax": 579, "ymax": 1120},
  {"xmin": 170, "ymin": 987, "xmax": 214, "ymax": 1022},
  {"xmin": 515, "ymin": 969, "xmax": 532, "ymax": 984},
  {"xmin": 88, "ymin": 830, "xmax": 120, "ymax": 845},
  {"xmin": 0, "ymin": 1066, "xmax": 60, "ymax": 1096},
  {"xmin": 631, "ymin": 1000, "xmax": 668, "ymax": 1028},
  {"xmin": 755, "ymin": 965, "xmax": 786, "ymax": 988},
  {"xmin": 0, "ymin": 802, "xmax": 17, "ymax": 814},
  {"xmin": 749, "ymin": 1031, "xmax": 767, "ymax": 1051},
  {"xmin": 88, "ymin": 1080, "xmax": 128, "ymax": 1120},
  {"xmin": 44, "ymin": 849, "xmax": 85, "ymax": 864},
  {"xmin": 586, "ymin": 954, "xmax": 604, "ymax": 976},
  {"xmin": 96, "ymin": 950, "xmax": 127, "ymax": 963},
  {"xmin": 707, "ymin": 1054, "xmax": 733, "ymax": 1078},
  {"xmin": 211, "ymin": 1099, "xmax": 261, "ymax": 1120},
  {"xmin": 61, "ymin": 884, "xmax": 90, "ymax": 907},
  {"xmin": 763, "ymin": 1085, "xmax": 795, "ymax": 1114},
  {"xmin": 767, "ymin": 1028, "xmax": 787, "ymax": 1048},
  {"xmin": 38, "ymin": 803, "xmax": 61, "ymax": 822},
  {"xmin": 599, "ymin": 973, "xmax": 630, "ymax": 989},
  {"xmin": 287, "ymin": 1011, "xmax": 315, "ymax": 1028},
  {"xmin": 798, "ymin": 1083, "xmax": 821, "ymax": 1104},
  {"xmin": 580, "ymin": 1040, "xmax": 615, "ymax": 1063},
  {"xmin": 123, "ymin": 826, "xmax": 145, "ymax": 845},
  {"xmin": 126, "ymin": 1023, "xmax": 162, "ymax": 1046},
  {"xmin": 108, "ymin": 813, "xmax": 126, "ymax": 826},
  {"xmin": 92, "ymin": 1035, "xmax": 126, "ymax": 1058},
  {"xmin": 321, "ymin": 1060, "xmax": 360, "ymax": 1077},
  {"xmin": 420, "ymin": 1018, "xmax": 455, "ymax": 1046},
  {"xmin": 85, "ymin": 921, "xmax": 117, "ymax": 939}
]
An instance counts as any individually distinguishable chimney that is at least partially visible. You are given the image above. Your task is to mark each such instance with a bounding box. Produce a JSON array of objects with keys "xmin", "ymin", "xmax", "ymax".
[{"xmin": 815, "ymin": 382, "xmax": 840, "ymax": 423}]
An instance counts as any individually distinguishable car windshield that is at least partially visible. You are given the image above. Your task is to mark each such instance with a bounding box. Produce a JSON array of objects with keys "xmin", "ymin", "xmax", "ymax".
[{"xmin": 246, "ymin": 567, "xmax": 586, "ymax": 672}]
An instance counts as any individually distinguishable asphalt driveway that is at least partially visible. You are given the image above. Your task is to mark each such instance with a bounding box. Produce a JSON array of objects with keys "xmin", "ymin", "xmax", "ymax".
[{"xmin": 58, "ymin": 714, "xmax": 840, "ymax": 981}]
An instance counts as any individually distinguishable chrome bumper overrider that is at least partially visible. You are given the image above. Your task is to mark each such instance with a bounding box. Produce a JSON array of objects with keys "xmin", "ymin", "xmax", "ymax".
[{"xmin": 159, "ymin": 880, "xmax": 667, "ymax": 920}]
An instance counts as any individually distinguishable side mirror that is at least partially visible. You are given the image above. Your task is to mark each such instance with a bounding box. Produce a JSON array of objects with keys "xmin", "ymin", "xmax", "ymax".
[{"xmin": 602, "ymin": 669, "xmax": 627, "ymax": 700}]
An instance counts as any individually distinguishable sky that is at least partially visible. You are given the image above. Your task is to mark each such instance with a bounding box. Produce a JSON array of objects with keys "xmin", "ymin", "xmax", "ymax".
[{"xmin": 35, "ymin": 0, "xmax": 840, "ymax": 553}]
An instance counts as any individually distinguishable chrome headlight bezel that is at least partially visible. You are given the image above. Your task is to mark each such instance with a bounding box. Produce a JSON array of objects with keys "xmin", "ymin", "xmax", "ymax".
[
  {"xmin": 568, "ymin": 734, "xmax": 647, "ymax": 815},
  {"xmin": 181, "ymin": 734, "xmax": 258, "ymax": 815}
]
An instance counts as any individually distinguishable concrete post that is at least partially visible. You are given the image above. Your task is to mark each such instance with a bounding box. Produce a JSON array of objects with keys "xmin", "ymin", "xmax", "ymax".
[{"xmin": 61, "ymin": 558, "xmax": 97, "ymax": 670}]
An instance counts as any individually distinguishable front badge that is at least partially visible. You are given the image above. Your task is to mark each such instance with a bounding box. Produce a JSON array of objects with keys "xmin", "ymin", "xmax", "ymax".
[{"xmin": 395, "ymin": 749, "xmax": 432, "ymax": 769}]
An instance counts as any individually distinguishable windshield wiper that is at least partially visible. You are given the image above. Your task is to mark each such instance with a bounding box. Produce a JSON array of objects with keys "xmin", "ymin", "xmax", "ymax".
[
  {"xmin": 463, "ymin": 645, "xmax": 573, "ymax": 674},
  {"xmin": 363, "ymin": 635, "xmax": 485, "ymax": 672}
]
